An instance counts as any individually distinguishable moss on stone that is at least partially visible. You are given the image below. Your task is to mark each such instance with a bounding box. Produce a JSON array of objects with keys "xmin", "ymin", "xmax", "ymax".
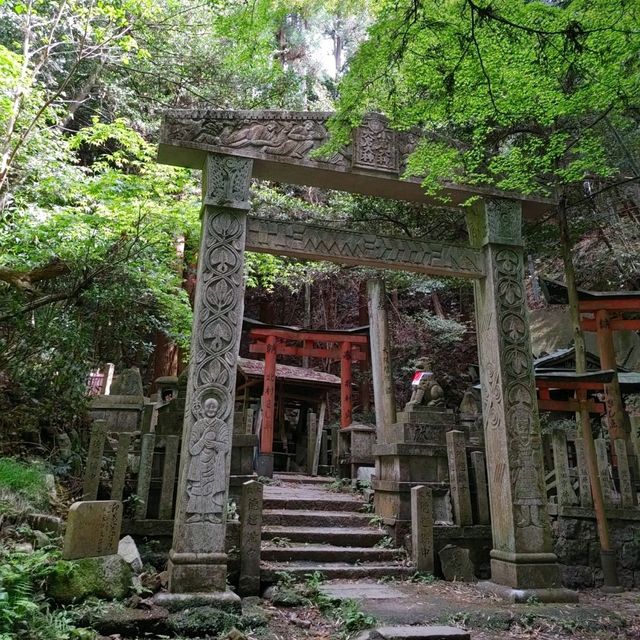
[
  {"xmin": 47, "ymin": 554, "xmax": 132, "ymax": 604},
  {"xmin": 168, "ymin": 605, "xmax": 241, "ymax": 636}
]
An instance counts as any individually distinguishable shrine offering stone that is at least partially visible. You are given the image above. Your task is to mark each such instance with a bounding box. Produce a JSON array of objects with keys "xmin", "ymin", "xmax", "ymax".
[
  {"xmin": 62, "ymin": 501, "xmax": 122, "ymax": 560},
  {"xmin": 438, "ymin": 544, "xmax": 477, "ymax": 583}
]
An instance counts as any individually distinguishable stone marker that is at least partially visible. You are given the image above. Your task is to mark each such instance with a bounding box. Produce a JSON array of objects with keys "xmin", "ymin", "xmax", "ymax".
[
  {"xmin": 614, "ymin": 439, "xmax": 635, "ymax": 508},
  {"xmin": 82, "ymin": 420, "xmax": 107, "ymax": 501},
  {"xmin": 239, "ymin": 480, "xmax": 263, "ymax": 596},
  {"xmin": 63, "ymin": 501, "xmax": 122, "ymax": 560},
  {"xmin": 470, "ymin": 451, "xmax": 490, "ymax": 525},
  {"xmin": 411, "ymin": 485, "xmax": 433, "ymax": 573},
  {"xmin": 445, "ymin": 430, "xmax": 472, "ymax": 526},
  {"xmin": 438, "ymin": 544, "xmax": 476, "ymax": 583}
]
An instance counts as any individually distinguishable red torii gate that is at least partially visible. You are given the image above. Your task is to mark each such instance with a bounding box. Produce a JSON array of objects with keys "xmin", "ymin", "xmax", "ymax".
[
  {"xmin": 541, "ymin": 280, "xmax": 640, "ymax": 442},
  {"xmin": 248, "ymin": 325, "xmax": 368, "ymax": 468}
]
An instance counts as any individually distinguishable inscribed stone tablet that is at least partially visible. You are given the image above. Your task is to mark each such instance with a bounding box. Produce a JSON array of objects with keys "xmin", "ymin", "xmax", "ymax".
[{"xmin": 62, "ymin": 501, "xmax": 122, "ymax": 560}]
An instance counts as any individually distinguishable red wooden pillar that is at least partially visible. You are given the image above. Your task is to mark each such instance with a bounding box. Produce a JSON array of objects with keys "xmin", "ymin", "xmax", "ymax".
[
  {"xmin": 259, "ymin": 335, "xmax": 278, "ymax": 476},
  {"xmin": 595, "ymin": 309, "xmax": 628, "ymax": 441},
  {"xmin": 340, "ymin": 341, "xmax": 353, "ymax": 428}
]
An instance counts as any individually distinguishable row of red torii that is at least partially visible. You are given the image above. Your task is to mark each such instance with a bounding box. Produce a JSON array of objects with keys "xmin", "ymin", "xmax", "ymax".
[{"xmin": 154, "ymin": 109, "xmax": 577, "ymax": 608}]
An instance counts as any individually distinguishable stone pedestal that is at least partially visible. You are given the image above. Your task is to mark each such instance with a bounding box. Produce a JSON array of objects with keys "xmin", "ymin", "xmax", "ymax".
[
  {"xmin": 466, "ymin": 199, "xmax": 575, "ymax": 601},
  {"xmin": 374, "ymin": 406, "xmax": 454, "ymax": 542},
  {"xmin": 163, "ymin": 153, "xmax": 251, "ymax": 606}
]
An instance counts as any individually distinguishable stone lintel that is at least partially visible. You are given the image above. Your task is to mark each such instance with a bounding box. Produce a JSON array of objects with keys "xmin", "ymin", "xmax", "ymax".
[
  {"xmin": 246, "ymin": 216, "xmax": 485, "ymax": 280},
  {"xmin": 158, "ymin": 110, "xmax": 554, "ymax": 218}
]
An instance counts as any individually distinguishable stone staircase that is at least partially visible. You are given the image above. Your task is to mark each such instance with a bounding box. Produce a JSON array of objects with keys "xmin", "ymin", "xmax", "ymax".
[{"xmin": 261, "ymin": 473, "xmax": 413, "ymax": 583}]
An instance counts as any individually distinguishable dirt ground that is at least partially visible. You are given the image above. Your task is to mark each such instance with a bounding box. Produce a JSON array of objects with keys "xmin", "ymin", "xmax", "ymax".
[{"xmin": 248, "ymin": 578, "xmax": 640, "ymax": 640}]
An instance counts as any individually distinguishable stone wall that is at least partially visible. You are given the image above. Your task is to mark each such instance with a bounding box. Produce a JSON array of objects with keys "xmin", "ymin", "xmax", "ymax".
[{"xmin": 553, "ymin": 515, "xmax": 640, "ymax": 589}]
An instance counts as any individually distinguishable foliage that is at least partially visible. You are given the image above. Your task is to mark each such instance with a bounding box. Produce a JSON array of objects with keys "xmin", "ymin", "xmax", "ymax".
[
  {"xmin": 0, "ymin": 458, "xmax": 49, "ymax": 510},
  {"xmin": 0, "ymin": 547, "xmax": 91, "ymax": 640},
  {"xmin": 332, "ymin": 0, "xmax": 640, "ymax": 197}
]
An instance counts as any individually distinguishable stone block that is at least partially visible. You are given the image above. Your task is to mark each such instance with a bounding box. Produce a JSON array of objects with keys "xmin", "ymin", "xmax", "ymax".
[
  {"xmin": 438, "ymin": 544, "xmax": 476, "ymax": 582},
  {"xmin": 63, "ymin": 501, "xmax": 122, "ymax": 560},
  {"xmin": 48, "ymin": 554, "xmax": 132, "ymax": 603},
  {"xmin": 118, "ymin": 535, "xmax": 143, "ymax": 573}
]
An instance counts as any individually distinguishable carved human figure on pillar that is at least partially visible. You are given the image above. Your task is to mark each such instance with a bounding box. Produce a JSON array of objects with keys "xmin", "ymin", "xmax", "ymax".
[
  {"xmin": 186, "ymin": 394, "xmax": 230, "ymax": 523},
  {"xmin": 406, "ymin": 358, "xmax": 444, "ymax": 409}
]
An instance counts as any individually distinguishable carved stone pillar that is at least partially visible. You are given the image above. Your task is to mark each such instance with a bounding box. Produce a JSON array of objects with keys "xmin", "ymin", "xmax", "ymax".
[
  {"xmin": 466, "ymin": 200, "xmax": 576, "ymax": 602},
  {"xmin": 157, "ymin": 154, "xmax": 252, "ymax": 609}
]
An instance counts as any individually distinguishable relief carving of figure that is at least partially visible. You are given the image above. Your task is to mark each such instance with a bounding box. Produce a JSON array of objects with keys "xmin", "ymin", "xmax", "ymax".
[
  {"xmin": 406, "ymin": 357, "xmax": 444, "ymax": 409},
  {"xmin": 186, "ymin": 396, "xmax": 229, "ymax": 523}
]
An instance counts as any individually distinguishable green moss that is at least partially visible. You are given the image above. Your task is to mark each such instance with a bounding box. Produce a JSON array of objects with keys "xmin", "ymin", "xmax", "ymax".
[
  {"xmin": 0, "ymin": 458, "xmax": 49, "ymax": 510},
  {"xmin": 47, "ymin": 555, "xmax": 132, "ymax": 604},
  {"xmin": 168, "ymin": 605, "xmax": 241, "ymax": 635}
]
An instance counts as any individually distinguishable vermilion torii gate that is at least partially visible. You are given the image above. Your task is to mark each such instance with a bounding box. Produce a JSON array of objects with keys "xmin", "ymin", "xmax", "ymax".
[{"xmin": 155, "ymin": 110, "xmax": 575, "ymax": 608}]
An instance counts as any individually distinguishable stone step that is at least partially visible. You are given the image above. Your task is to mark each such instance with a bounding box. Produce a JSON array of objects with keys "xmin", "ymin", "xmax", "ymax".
[
  {"xmin": 263, "ymin": 496, "xmax": 364, "ymax": 512},
  {"xmin": 262, "ymin": 508, "xmax": 373, "ymax": 528},
  {"xmin": 358, "ymin": 627, "xmax": 470, "ymax": 640},
  {"xmin": 274, "ymin": 473, "xmax": 333, "ymax": 485},
  {"xmin": 261, "ymin": 544, "xmax": 405, "ymax": 563},
  {"xmin": 261, "ymin": 561, "xmax": 414, "ymax": 583},
  {"xmin": 262, "ymin": 525, "xmax": 386, "ymax": 546}
]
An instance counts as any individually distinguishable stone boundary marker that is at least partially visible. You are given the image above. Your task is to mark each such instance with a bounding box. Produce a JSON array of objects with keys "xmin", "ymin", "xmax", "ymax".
[{"xmin": 62, "ymin": 500, "xmax": 122, "ymax": 560}]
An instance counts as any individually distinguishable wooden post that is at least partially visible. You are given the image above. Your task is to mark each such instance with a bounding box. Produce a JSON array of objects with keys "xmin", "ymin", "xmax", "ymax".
[
  {"xmin": 595, "ymin": 310, "xmax": 629, "ymax": 442},
  {"xmin": 367, "ymin": 279, "xmax": 396, "ymax": 444},
  {"xmin": 258, "ymin": 334, "xmax": 277, "ymax": 477},
  {"xmin": 340, "ymin": 341, "xmax": 353, "ymax": 428}
]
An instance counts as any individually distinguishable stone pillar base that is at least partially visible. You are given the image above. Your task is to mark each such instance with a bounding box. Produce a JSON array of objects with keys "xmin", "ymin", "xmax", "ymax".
[
  {"xmin": 256, "ymin": 453, "xmax": 274, "ymax": 477},
  {"xmin": 167, "ymin": 555, "xmax": 227, "ymax": 594},
  {"xmin": 477, "ymin": 581, "xmax": 578, "ymax": 603},
  {"xmin": 489, "ymin": 550, "xmax": 566, "ymax": 591},
  {"xmin": 154, "ymin": 589, "xmax": 241, "ymax": 612}
]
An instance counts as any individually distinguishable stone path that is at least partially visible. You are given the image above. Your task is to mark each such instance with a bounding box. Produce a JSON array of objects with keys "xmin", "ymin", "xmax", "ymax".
[
  {"xmin": 261, "ymin": 474, "xmax": 412, "ymax": 582},
  {"xmin": 319, "ymin": 578, "xmax": 640, "ymax": 639}
]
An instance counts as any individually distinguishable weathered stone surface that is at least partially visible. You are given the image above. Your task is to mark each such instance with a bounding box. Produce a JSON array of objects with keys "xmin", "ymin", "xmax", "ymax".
[
  {"xmin": 118, "ymin": 535, "xmax": 143, "ymax": 573},
  {"xmin": 357, "ymin": 627, "xmax": 470, "ymax": 640},
  {"xmin": 445, "ymin": 431, "xmax": 472, "ymax": 526},
  {"xmin": 159, "ymin": 110, "xmax": 550, "ymax": 217},
  {"xmin": 82, "ymin": 421, "xmax": 106, "ymax": 500},
  {"xmin": 411, "ymin": 486, "xmax": 434, "ymax": 573},
  {"xmin": 168, "ymin": 605, "xmax": 241, "ymax": 636},
  {"xmin": 48, "ymin": 554, "xmax": 132, "ymax": 603},
  {"xmin": 247, "ymin": 217, "xmax": 484, "ymax": 279},
  {"xmin": 239, "ymin": 480, "xmax": 263, "ymax": 596},
  {"xmin": 438, "ymin": 545, "xmax": 476, "ymax": 583},
  {"xmin": 63, "ymin": 501, "xmax": 122, "ymax": 560},
  {"xmin": 466, "ymin": 200, "xmax": 561, "ymax": 592},
  {"xmin": 110, "ymin": 367, "xmax": 144, "ymax": 396},
  {"xmin": 167, "ymin": 154, "xmax": 251, "ymax": 597}
]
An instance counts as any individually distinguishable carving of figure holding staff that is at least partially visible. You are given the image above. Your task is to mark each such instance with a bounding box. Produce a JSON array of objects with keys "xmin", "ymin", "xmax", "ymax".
[{"xmin": 186, "ymin": 396, "xmax": 229, "ymax": 523}]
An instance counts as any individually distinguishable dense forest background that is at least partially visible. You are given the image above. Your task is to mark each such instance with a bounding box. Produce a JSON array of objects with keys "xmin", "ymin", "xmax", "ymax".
[{"xmin": 1, "ymin": 0, "xmax": 639, "ymax": 451}]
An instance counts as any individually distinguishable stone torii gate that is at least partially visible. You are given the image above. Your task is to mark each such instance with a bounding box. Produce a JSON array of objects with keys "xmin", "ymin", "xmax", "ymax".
[{"xmin": 155, "ymin": 109, "xmax": 575, "ymax": 607}]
